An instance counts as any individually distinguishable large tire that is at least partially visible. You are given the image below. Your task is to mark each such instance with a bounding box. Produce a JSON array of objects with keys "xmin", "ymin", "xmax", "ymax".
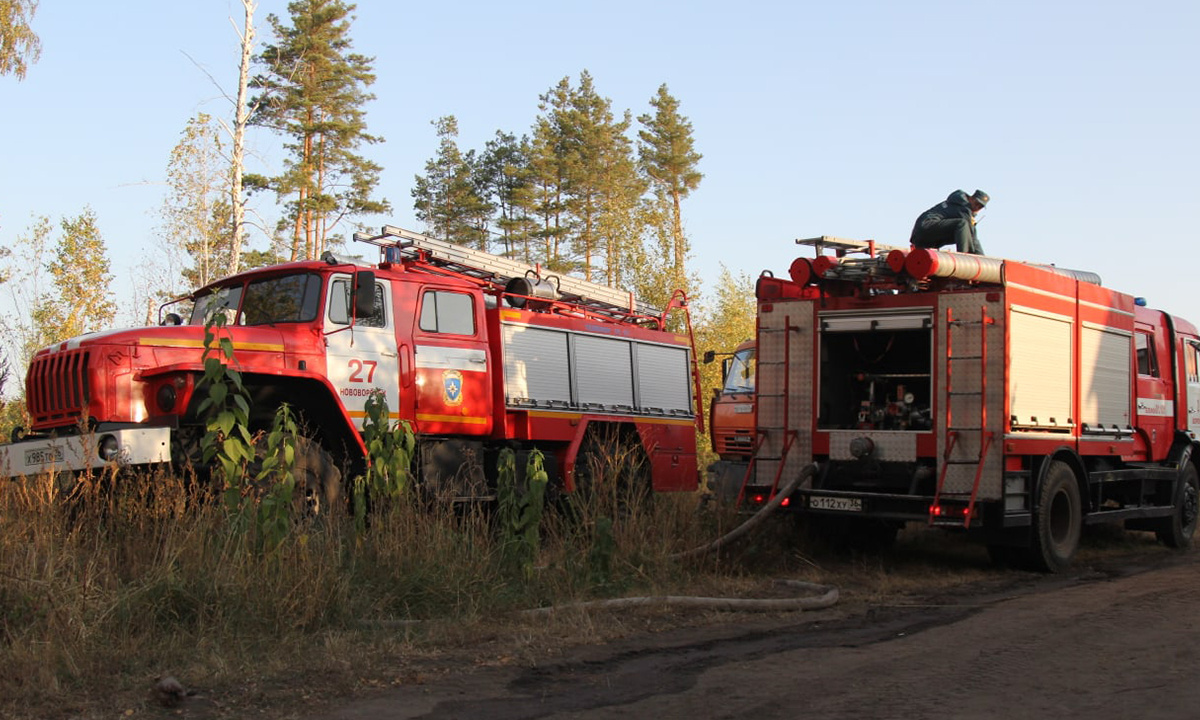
[
  {"xmin": 573, "ymin": 424, "xmax": 652, "ymax": 516},
  {"xmin": 706, "ymin": 460, "xmax": 749, "ymax": 504},
  {"xmin": 293, "ymin": 436, "xmax": 342, "ymax": 518},
  {"xmin": 1155, "ymin": 462, "xmax": 1199, "ymax": 549},
  {"xmin": 1027, "ymin": 460, "xmax": 1082, "ymax": 572}
]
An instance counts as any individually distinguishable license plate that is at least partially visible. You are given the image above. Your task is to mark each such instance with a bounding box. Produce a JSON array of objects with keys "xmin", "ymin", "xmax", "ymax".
[
  {"xmin": 25, "ymin": 445, "xmax": 64, "ymax": 467},
  {"xmin": 809, "ymin": 495, "xmax": 862, "ymax": 512}
]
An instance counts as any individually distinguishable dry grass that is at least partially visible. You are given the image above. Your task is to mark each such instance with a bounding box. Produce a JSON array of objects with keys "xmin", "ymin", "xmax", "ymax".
[
  {"xmin": 0, "ymin": 468, "xmax": 1169, "ymax": 719},
  {"xmin": 0, "ymin": 468, "xmax": 728, "ymax": 717}
]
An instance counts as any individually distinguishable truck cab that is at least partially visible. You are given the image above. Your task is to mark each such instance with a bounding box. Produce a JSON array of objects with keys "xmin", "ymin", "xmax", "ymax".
[{"xmin": 704, "ymin": 339, "xmax": 756, "ymax": 501}]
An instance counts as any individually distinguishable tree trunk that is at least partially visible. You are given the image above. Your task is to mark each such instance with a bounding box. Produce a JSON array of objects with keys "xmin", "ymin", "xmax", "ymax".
[
  {"xmin": 672, "ymin": 189, "xmax": 685, "ymax": 289},
  {"xmin": 316, "ymin": 130, "xmax": 327, "ymax": 259},
  {"xmin": 228, "ymin": 0, "xmax": 255, "ymax": 276},
  {"xmin": 291, "ymin": 186, "xmax": 303, "ymax": 261}
]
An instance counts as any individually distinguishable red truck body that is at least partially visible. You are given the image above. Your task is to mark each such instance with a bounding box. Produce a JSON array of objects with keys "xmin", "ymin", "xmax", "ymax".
[
  {"xmin": 745, "ymin": 239, "xmax": 1199, "ymax": 570},
  {"xmin": 4, "ymin": 227, "xmax": 700, "ymax": 498}
]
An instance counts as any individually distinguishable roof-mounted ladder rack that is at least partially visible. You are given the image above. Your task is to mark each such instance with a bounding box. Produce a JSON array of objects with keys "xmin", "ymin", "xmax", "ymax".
[
  {"xmin": 352, "ymin": 225, "xmax": 660, "ymax": 318},
  {"xmin": 795, "ymin": 235, "xmax": 905, "ymax": 258}
]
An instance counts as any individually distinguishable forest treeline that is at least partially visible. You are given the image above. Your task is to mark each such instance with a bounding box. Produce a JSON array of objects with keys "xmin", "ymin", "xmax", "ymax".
[{"xmin": 0, "ymin": 0, "xmax": 753, "ymax": 443}]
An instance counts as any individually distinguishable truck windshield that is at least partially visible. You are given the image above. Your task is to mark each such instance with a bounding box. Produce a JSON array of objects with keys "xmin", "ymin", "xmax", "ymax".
[
  {"xmin": 189, "ymin": 273, "xmax": 323, "ymax": 326},
  {"xmin": 723, "ymin": 347, "xmax": 756, "ymax": 393}
]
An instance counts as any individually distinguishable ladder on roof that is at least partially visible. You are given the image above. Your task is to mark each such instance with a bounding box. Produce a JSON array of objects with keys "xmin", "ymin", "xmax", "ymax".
[
  {"xmin": 351, "ymin": 225, "xmax": 660, "ymax": 318},
  {"xmin": 930, "ymin": 305, "xmax": 995, "ymax": 529},
  {"xmin": 795, "ymin": 236, "xmax": 905, "ymax": 257}
]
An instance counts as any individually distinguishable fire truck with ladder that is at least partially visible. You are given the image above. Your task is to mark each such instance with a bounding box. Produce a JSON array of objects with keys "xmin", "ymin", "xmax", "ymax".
[
  {"xmin": 742, "ymin": 236, "xmax": 1200, "ymax": 571},
  {"xmin": 0, "ymin": 226, "xmax": 701, "ymax": 507}
]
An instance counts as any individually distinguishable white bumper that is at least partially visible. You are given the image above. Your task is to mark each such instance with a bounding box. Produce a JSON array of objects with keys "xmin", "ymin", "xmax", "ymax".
[{"xmin": 0, "ymin": 427, "xmax": 172, "ymax": 479}]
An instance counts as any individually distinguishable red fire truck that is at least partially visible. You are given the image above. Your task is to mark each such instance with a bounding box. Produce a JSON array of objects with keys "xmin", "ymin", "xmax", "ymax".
[
  {"xmin": 745, "ymin": 236, "xmax": 1199, "ymax": 571},
  {"xmin": 1, "ymin": 226, "xmax": 701, "ymax": 506}
]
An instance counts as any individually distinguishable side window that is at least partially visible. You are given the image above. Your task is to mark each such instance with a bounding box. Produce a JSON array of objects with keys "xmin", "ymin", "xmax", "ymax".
[
  {"xmin": 419, "ymin": 290, "xmax": 476, "ymax": 335},
  {"xmin": 1188, "ymin": 341, "xmax": 1200, "ymax": 384},
  {"xmin": 328, "ymin": 279, "xmax": 387, "ymax": 328},
  {"xmin": 1136, "ymin": 332, "xmax": 1159, "ymax": 377}
]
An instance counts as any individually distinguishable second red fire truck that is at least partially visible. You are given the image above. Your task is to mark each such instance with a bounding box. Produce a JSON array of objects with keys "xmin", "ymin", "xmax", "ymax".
[{"xmin": 741, "ymin": 237, "xmax": 1199, "ymax": 571}]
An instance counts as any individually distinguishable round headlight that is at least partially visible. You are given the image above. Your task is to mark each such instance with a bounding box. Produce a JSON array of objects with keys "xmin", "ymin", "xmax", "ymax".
[
  {"xmin": 156, "ymin": 383, "xmax": 178, "ymax": 412},
  {"xmin": 98, "ymin": 434, "xmax": 120, "ymax": 462}
]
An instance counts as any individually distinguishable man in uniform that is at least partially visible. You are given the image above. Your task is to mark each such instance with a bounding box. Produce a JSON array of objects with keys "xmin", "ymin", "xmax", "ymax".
[{"xmin": 910, "ymin": 189, "xmax": 989, "ymax": 255}]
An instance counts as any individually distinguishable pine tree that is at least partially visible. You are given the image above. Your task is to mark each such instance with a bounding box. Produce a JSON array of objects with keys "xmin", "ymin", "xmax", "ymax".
[
  {"xmin": 478, "ymin": 131, "xmax": 536, "ymax": 260},
  {"xmin": 253, "ymin": 0, "xmax": 389, "ymax": 261},
  {"xmin": 0, "ymin": 0, "xmax": 40, "ymax": 80},
  {"xmin": 566, "ymin": 71, "xmax": 645, "ymax": 283},
  {"xmin": 638, "ymin": 84, "xmax": 702, "ymax": 291},
  {"xmin": 529, "ymin": 77, "xmax": 575, "ymax": 271},
  {"xmin": 412, "ymin": 116, "xmax": 491, "ymax": 249}
]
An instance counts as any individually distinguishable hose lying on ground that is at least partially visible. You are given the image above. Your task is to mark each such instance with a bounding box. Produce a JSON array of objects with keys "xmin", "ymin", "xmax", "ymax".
[
  {"xmin": 671, "ymin": 462, "xmax": 819, "ymax": 560},
  {"xmin": 525, "ymin": 463, "xmax": 838, "ymax": 615},
  {"xmin": 523, "ymin": 579, "xmax": 837, "ymax": 615}
]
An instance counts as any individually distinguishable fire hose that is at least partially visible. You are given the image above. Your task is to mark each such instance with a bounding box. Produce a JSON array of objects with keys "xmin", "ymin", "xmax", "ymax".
[{"xmin": 527, "ymin": 463, "xmax": 839, "ymax": 615}]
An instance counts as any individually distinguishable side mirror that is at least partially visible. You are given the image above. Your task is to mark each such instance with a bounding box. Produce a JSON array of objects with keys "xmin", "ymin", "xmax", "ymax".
[
  {"xmin": 161, "ymin": 312, "xmax": 183, "ymax": 326},
  {"xmin": 354, "ymin": 271, "xmax": 377, "ymax": 318},
  {"xmin": 702, "ymin": 350, "xmax": 716, "ymax": 364}
]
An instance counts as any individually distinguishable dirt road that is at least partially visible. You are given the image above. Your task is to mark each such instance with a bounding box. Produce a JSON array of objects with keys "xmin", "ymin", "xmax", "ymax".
[{"xmin": 307, "ymin": 549, "xmax": 1200, "ymax": 720}]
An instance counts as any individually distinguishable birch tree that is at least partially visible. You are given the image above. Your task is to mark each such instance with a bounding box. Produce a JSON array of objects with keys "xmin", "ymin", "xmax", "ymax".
[
  {"xmin": 227, "ymin": 0, "xmax": 256, "ymax": 274},
  {"xmin": 159, "ymin": 113, "xmax": 234, "ymax": 289},
  {"xmin": 30, "ymin": 209, "xmax": 116, "ymax": 348},
  {"xmin": 0, "ymin": 0, "xmax": 40, "ymax": 80}
]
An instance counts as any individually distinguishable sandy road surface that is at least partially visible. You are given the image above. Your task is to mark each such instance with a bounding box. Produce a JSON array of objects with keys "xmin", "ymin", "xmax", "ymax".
[{"xmin": 308, "ymin": 551, "xmax": 1200, "ymax": 720}]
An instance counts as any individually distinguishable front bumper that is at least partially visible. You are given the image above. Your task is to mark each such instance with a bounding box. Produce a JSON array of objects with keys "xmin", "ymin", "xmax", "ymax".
[{"xmin": 0, "ymin": 427, "xmax": 172, "ymax": 478}]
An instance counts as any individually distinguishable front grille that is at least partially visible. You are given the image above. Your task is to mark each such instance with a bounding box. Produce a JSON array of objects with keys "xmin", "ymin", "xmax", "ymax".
[
  {"xmin": 27, "ymin": 349, "xmax": 91, "ymax": 427},
  {"xmin": 716, "ymin": 433, "xmax": 754, "ymax": 455}
]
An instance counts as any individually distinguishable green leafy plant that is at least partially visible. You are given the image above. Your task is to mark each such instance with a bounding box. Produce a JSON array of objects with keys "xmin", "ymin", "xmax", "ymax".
[
  {"xmin": 497, "ymin": 447, "xmax": 549, "ymax": 579},
  {"xmin": 588, "ymin": 515, "xmax": 616, "ymax": 586},
  {"xmin": 252, "ymin": 403, "xmax": 298, "ymax": 550},
  {"xmin": 194, "ymin": 300, "xmax": 300, "ymax": 550},
  {"xmin": 354, "ymin": 390, "xmax": 415, "ymax": 531},
  {"xmin": 195, "ymin": 299, "xmax": 255, "ymax": 505}
]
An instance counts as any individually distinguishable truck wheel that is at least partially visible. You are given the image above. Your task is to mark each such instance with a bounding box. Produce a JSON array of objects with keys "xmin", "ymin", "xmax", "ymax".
[
  {"xmin": 294, "ymin": 437, "xmax": 342, "ymax": 517},
  {"xmin": 574, "ymin": 425, "xmax": 651, "ymax": 514},
  {"xmin": 1155, "ymin": 463, "xmax": 1199, "ymax": 549},
  {"xmin": 1028, "ymin": 460, "xmax": 1082, "ymax": 572},
  {"xmin": 706, "ymin": 460, "xmax": 749, "ymax": 504}
]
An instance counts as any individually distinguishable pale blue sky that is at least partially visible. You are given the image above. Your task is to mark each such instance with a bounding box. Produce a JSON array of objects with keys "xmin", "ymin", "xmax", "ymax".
[{"xmin": 1, "ymin": 0, "xmax": 1197, "ymax": 322}]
